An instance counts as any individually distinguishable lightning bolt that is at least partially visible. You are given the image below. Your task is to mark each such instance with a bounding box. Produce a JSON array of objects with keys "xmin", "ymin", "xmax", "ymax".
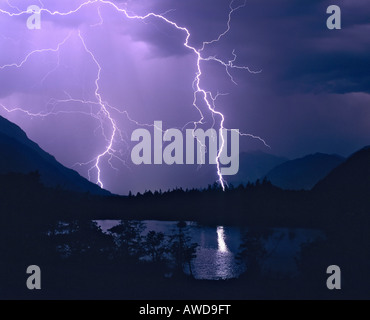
[
  {"xmin": 77, "ymin": 31, "xmax": 117, "ymax": 188},
  {"xmin": 0, "ymin": 0, "xmax": 269, "ymax": 192}
]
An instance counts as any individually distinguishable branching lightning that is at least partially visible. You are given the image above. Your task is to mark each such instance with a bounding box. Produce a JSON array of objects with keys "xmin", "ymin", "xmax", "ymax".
[{"xmin": 0, "ymin": 0, "xmax": 269, "ymax": 192}]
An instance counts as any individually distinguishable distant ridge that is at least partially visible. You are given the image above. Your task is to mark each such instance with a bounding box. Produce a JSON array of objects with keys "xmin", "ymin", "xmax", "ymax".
[
  {"xmin": 229, "ymin": 151, "xmax": 288, "ymax": 186},
  {"xmin": 313, "ymin": 146, "xmax": 370, "ymax": 201},
  {"xmin": 265, "ymin": 153, "xmax": 345, "ymax": 190},
  {"xmin": 0, "ymin": 116, "xmax": 110, "ymax": 195}
]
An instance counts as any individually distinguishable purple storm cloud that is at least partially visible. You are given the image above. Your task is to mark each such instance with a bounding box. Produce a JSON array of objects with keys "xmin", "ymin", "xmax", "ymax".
[{"xmin": 0, "ymin": 0, "xmax": 369, "ymax": 195}]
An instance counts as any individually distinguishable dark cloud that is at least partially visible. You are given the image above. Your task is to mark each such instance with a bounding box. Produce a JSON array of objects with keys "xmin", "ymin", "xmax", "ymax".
[
  {"xmin": 227, "ymin": 0, "xmax": 370, "ymax": 94},
  {"xmin": 0, "ymin": 0, "xmax": 369, "ymax": 194}
]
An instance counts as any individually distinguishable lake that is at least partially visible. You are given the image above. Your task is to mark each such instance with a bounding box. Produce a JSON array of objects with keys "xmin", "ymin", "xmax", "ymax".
[{"xmin": 96, "ymin": 220, "xmax": 324, "ymax": 280}]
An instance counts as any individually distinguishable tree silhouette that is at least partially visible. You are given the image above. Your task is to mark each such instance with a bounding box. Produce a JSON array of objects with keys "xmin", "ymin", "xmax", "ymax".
[
  {"xmin": 169, "ymin": 221, "xmax": 198, "ymax": 277},
  {"xmin": 237, "ymin": 228, "xmax": 272, "ymax": 276},
  {"xmin": 109, "ymin": 220, "xmax": 145, "ymax": 260},
  {"xmin": 60, "ymin": 220, "xmax": 114, "ymax": 261},
  {"xmin": 143, "ymin": 231, "xmax": 168, "ymax": 263}
]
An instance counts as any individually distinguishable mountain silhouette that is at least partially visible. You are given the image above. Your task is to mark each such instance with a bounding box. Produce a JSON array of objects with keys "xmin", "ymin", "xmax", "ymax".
[
  {"xmin": 0, "ymin": 116, "xmax": 110, "ymax": 195},
  {"xmin": 265, "ymin": 153, "xmax": 345, "ymax": 190},
  {"xmin": 313, "ymin": 146, "xmax": 370, "ymax": 212},
  {"xmin": 229, "ymin": 151, "xmax": 288, "ymax": 185}
]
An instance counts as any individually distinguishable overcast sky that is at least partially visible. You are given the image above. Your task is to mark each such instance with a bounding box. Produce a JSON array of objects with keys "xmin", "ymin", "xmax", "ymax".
[{"xmin": 0, "ymin": 0, "xmax": 369, "ymax": 194}]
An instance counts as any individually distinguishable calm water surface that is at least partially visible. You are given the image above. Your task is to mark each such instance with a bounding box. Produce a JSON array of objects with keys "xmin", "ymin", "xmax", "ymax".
[{"xmin": 96, "ymin": 220, "xmax": 324, "ymax": 280}]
